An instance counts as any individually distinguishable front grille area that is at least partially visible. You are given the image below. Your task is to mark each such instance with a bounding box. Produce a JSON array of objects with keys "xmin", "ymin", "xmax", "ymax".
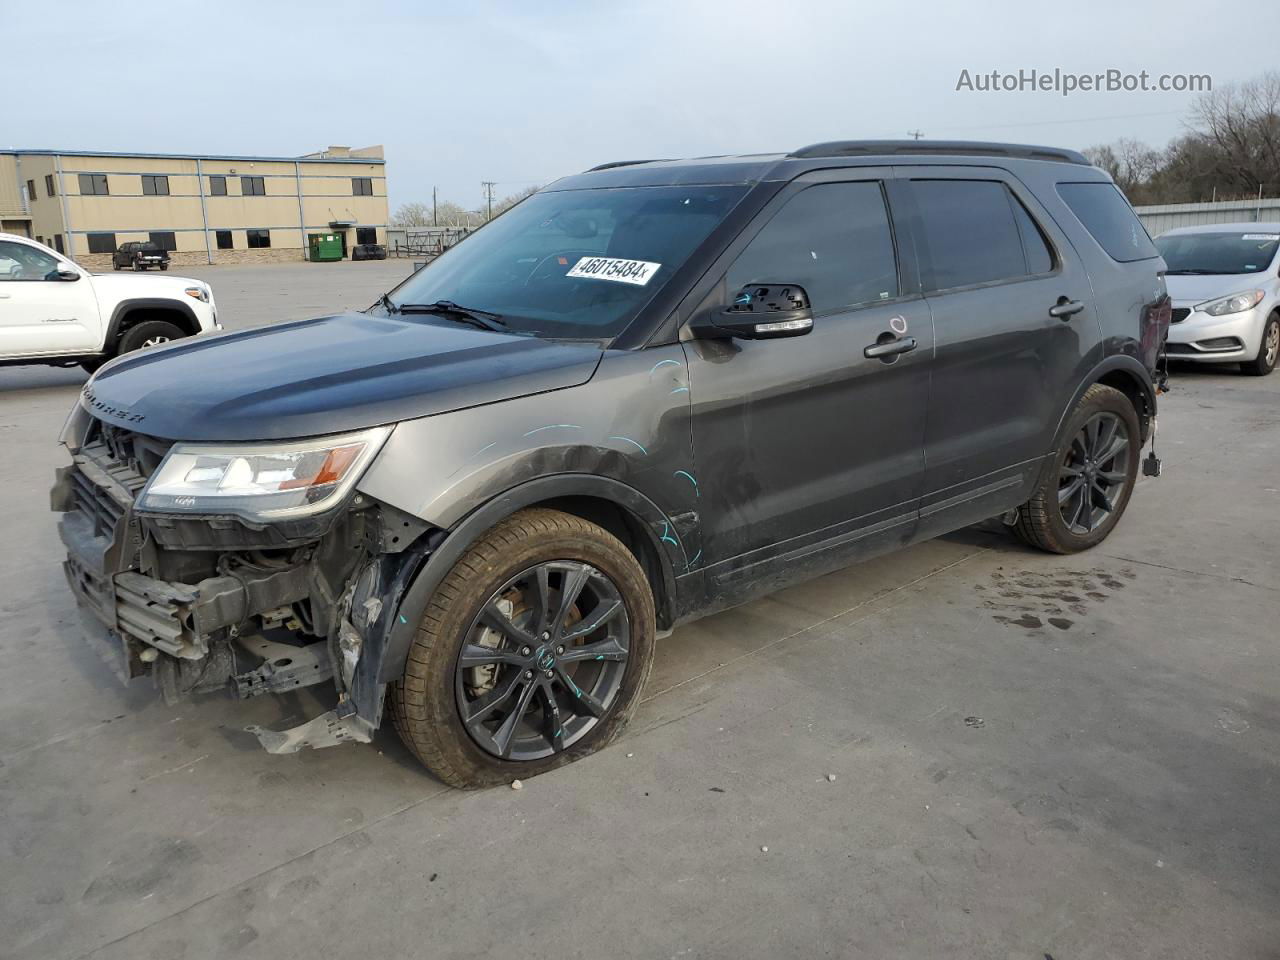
[
  {"xmin": 1171, "ymin": 308, "xmax": 1190, "ymax": 324},
  {"xmin": 70, "ymin": 440, "xmax": 149, "ymax": 539}
]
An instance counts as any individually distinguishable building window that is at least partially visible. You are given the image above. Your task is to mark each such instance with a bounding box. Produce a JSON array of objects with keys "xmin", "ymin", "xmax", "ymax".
[
  {"xmin": 79, "ymin": 173, "xmax": 110, "ymax": 196},
  {"xmin": 26, "ymin": 179, "xmax": 37, "ymax": 204},
  {"xmin": 141, "ymin": 175, "xmax": 170, "ymax": 196},
  {"xmin": 355, "ymin": 227, "xmax": 377, "ymax": 244},
  {"xmin": 241, "ymin": 176, "xmax": 266, "ymax": 196},
  {"xmin": 87, "ymin": 233, "xmax": 117, "ymax": 254},
  {"xmin": 209, "ymin": 175, "xmax": 227, "ymax": 196},
  {"xmin": 149, "ymin": 231, "xmax": 177, "ymax": 251},
  {"xmin": 352, "ymin": 177, "xmax": 373, "ymax": 196},
  {"xmin": 53, "ymin": 235, "xmax": 64, "ymax": 254},
  {"xmin": 215, "ymin": 230, "xmax": 233, "ymax": 249},
  {"xmin": 45, "ymin": 174, "xmax": 55, "ymax": 197},
  {"xmin": 246, "ymin": 229, "xmax": 271, "ymax": 249}
]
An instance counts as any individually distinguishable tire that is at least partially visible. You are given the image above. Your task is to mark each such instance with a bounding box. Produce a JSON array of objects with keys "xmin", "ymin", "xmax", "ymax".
[
  {"xmin": 113, "ymin": 261, "xmax": 121, "ymax": 271},
  {"xmin": 80, "ymin": 358, "xmax": 106, "ymax": 374},
  {"xmin": 389, "ymin": 507, "xmax": 656, "ymax": 788},
  {"xmin": 117, "ymin": 320, "xmax": 184, "ymax": 355},
  {"xmin": 1241, "ymin": 312, "xmax": 1279, "ymax": 376},
  {"xmin": 133, "ymin": 261, "xmax": 144, "ymax": 271},
  {"xmin": 1013, "ymin": 383, "xmax": 1141, "ymax": 554},
  {"xmin": 159, "ymin": 263, "xmax": 169, "ymax": 271}
]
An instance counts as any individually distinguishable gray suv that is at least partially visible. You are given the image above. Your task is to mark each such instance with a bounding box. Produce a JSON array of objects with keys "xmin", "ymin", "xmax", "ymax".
[{"xmin": 53, "ymin": 141, "xmax": 1169, "ymax": 788}]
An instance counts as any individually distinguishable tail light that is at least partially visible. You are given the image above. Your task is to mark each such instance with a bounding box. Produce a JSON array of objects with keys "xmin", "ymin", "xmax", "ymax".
[{"xmin": 1140, "ymin": 295, "xmax": 1171, "ymax": 374}]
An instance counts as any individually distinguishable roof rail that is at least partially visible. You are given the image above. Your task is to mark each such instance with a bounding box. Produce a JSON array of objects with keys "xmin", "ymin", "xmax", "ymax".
[
  {"xmin": 585, "ymin": 159, "xmax": 671, "ymax": 172},
  {"xmin": 789, "ymin": 140, "xmax": 1090, "ymax": 166}
]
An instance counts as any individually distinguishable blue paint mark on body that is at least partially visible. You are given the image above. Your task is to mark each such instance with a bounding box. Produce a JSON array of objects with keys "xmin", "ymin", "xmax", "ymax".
[
  {"xmin": 649, "ymin": 358, "xmax": 680, "ymax": 376},
  {"xmin": 674, "ymin": 470, "xmax": 700, "ymax": 497},
  {"xmin": 607, "ymin": 436, "xmax": 649, "ymax": 455},
  {"xmin": 523, "ymin": 424, "xmax": 582, "ymax": 437}
]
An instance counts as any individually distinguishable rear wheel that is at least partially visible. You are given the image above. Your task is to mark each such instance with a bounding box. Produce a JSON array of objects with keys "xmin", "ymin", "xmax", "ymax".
[
  {"xmin": 389, "ymin": 508, "xmax": 656, "ymax": 788},
  {"xmin": 1241, "ymin": 312, "xmax": 1279, "ymax": 376},
  {"xmin": 1014, "ymin": 384, "xmax": 1140, "ymax": 554}
]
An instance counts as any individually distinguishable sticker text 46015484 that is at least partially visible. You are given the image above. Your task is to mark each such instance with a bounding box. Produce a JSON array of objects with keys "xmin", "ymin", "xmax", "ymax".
[{"xmin": 566, "ymin": 257, "xmax": 662, "ymax": 286}]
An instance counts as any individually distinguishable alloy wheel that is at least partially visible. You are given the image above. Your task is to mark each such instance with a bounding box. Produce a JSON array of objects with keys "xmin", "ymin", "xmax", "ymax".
[
  {"xmin": 1265, "ymin": 320, "xmax": 1279, "ymax": 368},
  {"xmin": 454, "ymin": 560, "xmax": 630, "ymax": 761},
  {"xmin": 141, "ymin": 336, "xmax": 171, "ymax": 348},
  {"xmin": 1058, "ymin": 411, "xmax": 1130, "ymax": 535}
]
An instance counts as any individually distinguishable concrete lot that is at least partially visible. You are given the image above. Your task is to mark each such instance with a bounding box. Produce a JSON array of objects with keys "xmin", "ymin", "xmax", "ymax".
[{"xmin": 2, "ymin": 260, "xmax": 1278, "ymax": 959}]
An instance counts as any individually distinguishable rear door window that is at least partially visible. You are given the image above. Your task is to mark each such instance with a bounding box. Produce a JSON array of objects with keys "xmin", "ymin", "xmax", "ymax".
[
  {"xmin": 911, "ymin": 180, "xmax": 1034, "ymax": 290},
  {"xmin": 726, "ymin": 181, "xmax": 899, "ymax": 315},
  {"xmin": 1057, "ymin": 182, "xmax": 1158, "ymax": 262}
]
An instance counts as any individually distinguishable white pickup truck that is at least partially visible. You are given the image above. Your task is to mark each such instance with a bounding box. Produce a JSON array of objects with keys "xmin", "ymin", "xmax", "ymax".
[{"xmin": 0, "ymin": 232, "xmax": 219, "ymax": 372}]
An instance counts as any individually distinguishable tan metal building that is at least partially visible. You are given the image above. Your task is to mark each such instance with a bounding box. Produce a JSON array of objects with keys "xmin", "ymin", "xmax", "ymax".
[{"xmin": 0, "ymin": 145, "xmax": 388, "ymax": 269}]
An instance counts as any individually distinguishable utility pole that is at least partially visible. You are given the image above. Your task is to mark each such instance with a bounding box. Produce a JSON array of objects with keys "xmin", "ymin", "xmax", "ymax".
[
  {"xmin": 481, "ymin": 181, "xmax": 496, "ymax": 221},
  {"xmin": 907, "ymin": 129, "xmax": 924, "ymax": 140},
  {"xmin": 432, "ymin": 186, "xmax": 438, "ymax": 227}
]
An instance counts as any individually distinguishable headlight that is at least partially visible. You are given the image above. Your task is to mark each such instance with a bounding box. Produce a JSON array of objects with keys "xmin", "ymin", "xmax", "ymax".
[
  {"xmin": 138, "ymin": 426, "xmax": 391, "ymax": 520},
  {"xmin": 184, "ymin": 286, "xmax": 209, "ymax": 302},
  {"xmin": 1198, "ymin": 289, "xmax": 1265, "ymax": 317}
]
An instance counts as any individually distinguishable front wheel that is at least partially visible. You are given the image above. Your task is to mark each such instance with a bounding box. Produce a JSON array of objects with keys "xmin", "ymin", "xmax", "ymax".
[
  {"xmin": 1241, "ymin": 312, "xmax": 1279, "ymax": 376},
  {"xmin": 389, "ymin": 508, "xmax": 656, "ymax": 788},
  {"xmin": 1013, "ymin": 383, "xmax": 1141, "ymax": 554},
  {"xmin": 117, "ymin": 320, "xmax": 183, "ymax": 355}
]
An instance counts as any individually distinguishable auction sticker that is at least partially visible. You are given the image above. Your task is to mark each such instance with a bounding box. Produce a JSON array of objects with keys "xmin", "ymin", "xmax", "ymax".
[
  {"xmin": 566, "ymin": 256, "xmax": 661, "ymax": 286},
  {"xmin": 1242, "ymin": 234, "xmax": 1280, "ymax": 241}
]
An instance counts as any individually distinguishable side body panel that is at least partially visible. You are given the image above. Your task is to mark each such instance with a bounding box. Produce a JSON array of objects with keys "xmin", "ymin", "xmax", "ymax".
[{"xmin": 358, "ymin": 343, "xmax": 701, "ymax": 580}]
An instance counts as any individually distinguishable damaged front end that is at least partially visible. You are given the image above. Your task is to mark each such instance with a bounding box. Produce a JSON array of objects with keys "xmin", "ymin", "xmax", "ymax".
[{"xmin": 52, "ymin": 415, "xmax": 434, "ymax": 753}]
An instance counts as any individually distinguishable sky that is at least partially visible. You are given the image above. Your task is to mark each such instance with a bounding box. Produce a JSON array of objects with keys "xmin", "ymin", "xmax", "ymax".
[{"xmin": 6, "ymin": 0, "xmax": 1277, "ymax": 213}]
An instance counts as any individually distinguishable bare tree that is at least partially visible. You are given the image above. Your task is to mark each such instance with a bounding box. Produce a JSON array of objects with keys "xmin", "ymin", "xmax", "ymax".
[
  {"xmin": 1187, "ymin": 71, "xmax": 1280, "ymax": 195},
  {"xmin": 391, "ymin": 202, "xmax": 432, "ymax": 227},
  {"xmin": 1082, "ymin": 139, "xmax": 1160, "ymax": 202}
]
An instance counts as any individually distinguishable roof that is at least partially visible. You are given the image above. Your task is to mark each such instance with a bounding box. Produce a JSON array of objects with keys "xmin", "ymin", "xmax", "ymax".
[
  {"xmin": 0, "ymin": 147, "xmax": 384, "ymax": 165},
  {"xmin": 558, "ymin": 140, "xmax": 1093, "ymax": 190},
  {"xmin": 1160, "ymin": 221, "xmax": 1280, "ymax": 235}
]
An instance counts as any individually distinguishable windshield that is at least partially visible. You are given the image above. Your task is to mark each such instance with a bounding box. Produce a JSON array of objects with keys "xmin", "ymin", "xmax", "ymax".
[
  {"xmin": 385, "ymin": 185, "xmax": 748, "ymax": 339},
  {"xmin": 1155, "ymin": 231, "xmax": 1280, "ymax": 274}
]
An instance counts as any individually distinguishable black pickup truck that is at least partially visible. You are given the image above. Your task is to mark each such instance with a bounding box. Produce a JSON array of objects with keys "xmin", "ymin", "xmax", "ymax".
[{"xmin": 112, "ymin": 241, "xmax": 170, "ymax": 271}]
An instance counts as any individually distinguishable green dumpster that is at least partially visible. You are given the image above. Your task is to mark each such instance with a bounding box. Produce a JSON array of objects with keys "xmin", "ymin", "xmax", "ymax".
[{"xmin": 308, "ymin": 233, "xmax": 344, "ymax": 262}]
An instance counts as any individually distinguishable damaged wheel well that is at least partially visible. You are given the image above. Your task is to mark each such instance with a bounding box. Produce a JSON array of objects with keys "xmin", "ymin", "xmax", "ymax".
[{"xmin": 1097, "ymin": 368, "xmax": 1154, "ymax": 442}]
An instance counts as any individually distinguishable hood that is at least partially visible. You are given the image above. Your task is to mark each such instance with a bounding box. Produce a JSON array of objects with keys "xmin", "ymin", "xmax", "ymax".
[
  {"xmin": 89, "ymin": 271, "xmax": 206, "ymax": 289},
  {"xmin": 1164, "ymin": 273, "xmax": 1267, "ymax": 306},
  {"xmin": 84, "ymin": 312, "xmax": 603, "ymax": 442}
]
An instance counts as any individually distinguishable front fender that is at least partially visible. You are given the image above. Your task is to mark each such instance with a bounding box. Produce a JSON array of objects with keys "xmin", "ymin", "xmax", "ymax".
[{"xmin": 355, "ymin": 344, "xmax": 701, "ymax": 683}]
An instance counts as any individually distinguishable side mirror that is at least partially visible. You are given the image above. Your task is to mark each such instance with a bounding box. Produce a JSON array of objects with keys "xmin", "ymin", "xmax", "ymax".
[
  {"xmin": 692, "ymin": 284, "xmax": 814, "ymax": 339},
  {"xmin": 53, "ymin": 266, "xmax": 81, "ymax": 281}
]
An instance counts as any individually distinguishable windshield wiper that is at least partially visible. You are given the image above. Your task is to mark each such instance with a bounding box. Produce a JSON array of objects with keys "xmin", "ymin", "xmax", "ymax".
[
  {"xmin": 394, "ymin": 300, "xmax": 507, "ymax": 331},
  {"xmin": 1164, "ymin": 269, "xmax": 1230, "ymax": 275}
]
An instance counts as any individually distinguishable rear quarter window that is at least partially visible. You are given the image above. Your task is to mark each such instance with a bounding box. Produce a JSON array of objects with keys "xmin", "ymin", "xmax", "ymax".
[{"xmin": 1057, "ymin": 182, "xmax": 1158, "ymax": 263}]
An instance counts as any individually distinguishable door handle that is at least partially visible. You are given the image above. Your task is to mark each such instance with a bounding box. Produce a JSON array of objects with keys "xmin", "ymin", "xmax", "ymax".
[
  {"xmin": 1049, "ymin": 298, "xmax": 1085, "ymax": 320},
  {"xmin": 864, "ymin": 336, "xmax": 918, "ymax": 359}
]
